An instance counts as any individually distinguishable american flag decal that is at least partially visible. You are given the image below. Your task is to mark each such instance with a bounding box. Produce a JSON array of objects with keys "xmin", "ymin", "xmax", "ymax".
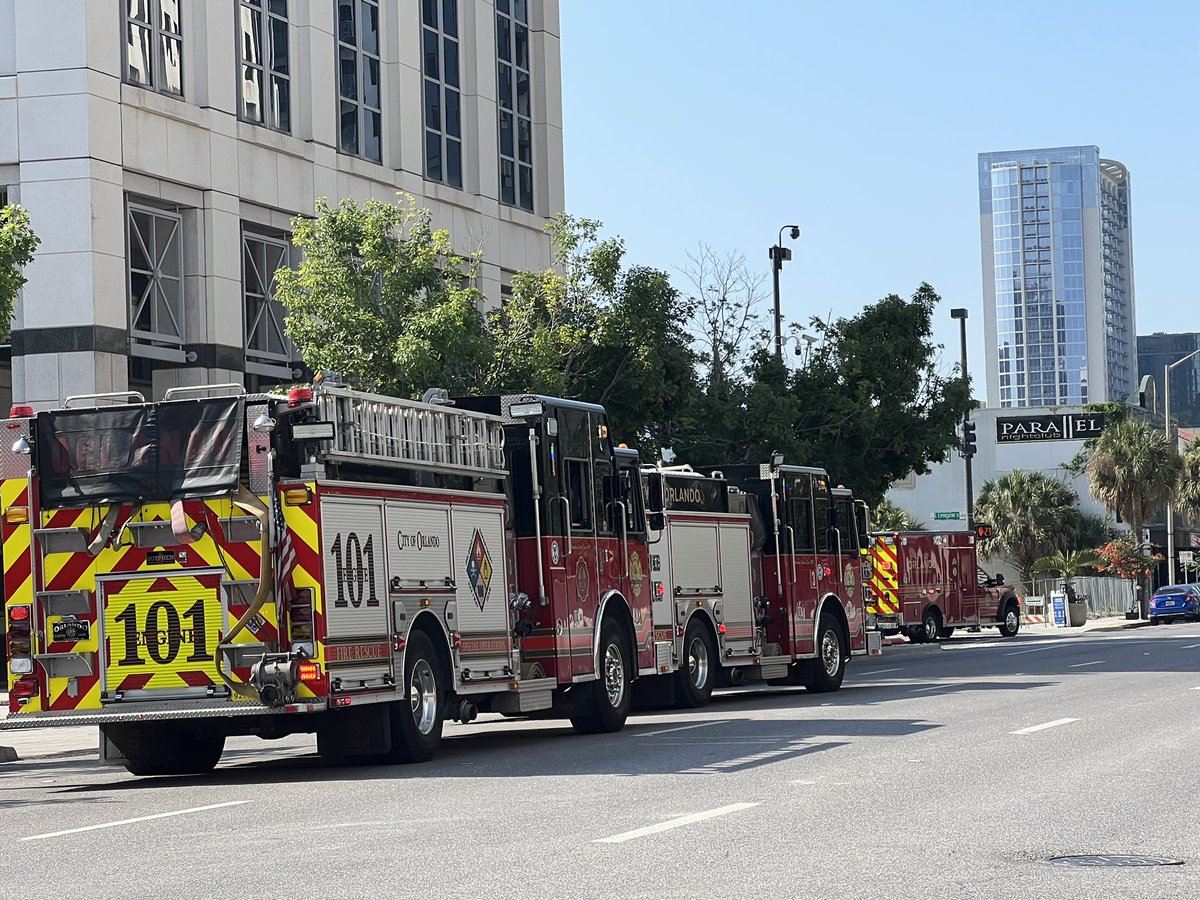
[{"xmin": 272, "ymin": 488, "xmax": 297, "ymax": 591}]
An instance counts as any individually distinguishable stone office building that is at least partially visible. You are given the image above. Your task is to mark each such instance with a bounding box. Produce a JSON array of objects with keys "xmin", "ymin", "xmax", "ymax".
[{"xmin": 0, "ymin": 0, "xmax": 564, "ymax": 408}]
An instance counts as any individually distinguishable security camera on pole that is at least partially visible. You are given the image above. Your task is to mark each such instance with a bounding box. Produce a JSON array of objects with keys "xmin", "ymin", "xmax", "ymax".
[{"xmin": 769, "ymin": 225, "xmax": 800, "ymax": 360}]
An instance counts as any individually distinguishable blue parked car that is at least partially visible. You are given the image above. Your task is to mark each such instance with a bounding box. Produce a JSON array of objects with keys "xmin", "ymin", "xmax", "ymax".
[{"xmin": 1148, "ymin": 584, "xmax": 1200, "ymax": 624}]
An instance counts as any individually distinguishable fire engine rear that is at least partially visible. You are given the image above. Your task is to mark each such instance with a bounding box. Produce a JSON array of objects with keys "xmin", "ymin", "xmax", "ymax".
[{"xmin": 868, "ymin": 530, "xmax": 1020, "ymax": 641}]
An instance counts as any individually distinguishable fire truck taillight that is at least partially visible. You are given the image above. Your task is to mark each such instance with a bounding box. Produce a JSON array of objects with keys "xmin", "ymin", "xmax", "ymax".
[
  {"xmin": 287, "ymin": 387, "xmax": 313, "ymax": 408},
  {"xmin": 4, "ymin": 506, "xmax": 28, "ymax": 524},
  {"xmin": 288, "ymin": 588, "xmax": 314, "ymax": 645},
  {"xmin": 296, "ymin": 661, "xmax": 321, "ymax": 683},
  {"xmin": 11, "ymin": 677, "xmax": 39, "ymax": 703},
  {"xmin": 8, "ymin": 605, "xmax": 34, "ymax": 675},
  {"xmin": 653, "ymin": 582, "xmax": 665, "ymax": 598}
]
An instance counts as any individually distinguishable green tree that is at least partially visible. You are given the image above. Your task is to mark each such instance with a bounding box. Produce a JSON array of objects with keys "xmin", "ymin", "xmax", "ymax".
[
  {"xmin": 1086, "ymin": 418, "xmax": 1182, "ymax": 541},
  {"xmin": 973, "ymin": 470, "xmax": 1083, "ymax": 588},
  {"xmin": 1031, "ymin": 549, "xmax": 1100, "ymax": 598},
  {"xmin": 674, "ymin": 283, "xmax": 971, "ymax": 503},
  {"xmin": 1, "ymin": 203, "xmax": 40, "ymax": 342},
  {"xmin": 870, "ymin": 498, "xmax": 925, "ymax": 532},
  {"xmin": 492, "ymin": 214, "xmax": 698, "ymax": 457},
  {"xmin": 1178, "ymin": 439, "xmax": 1200, "ymax": 525},
  {"xmin": 274, "ymin": 194, "xmax": 493, "ymax": 397}
]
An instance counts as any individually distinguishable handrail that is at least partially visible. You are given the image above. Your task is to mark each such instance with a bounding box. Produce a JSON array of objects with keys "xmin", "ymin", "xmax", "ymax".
[
  {"xmin": 164, "ymin": 383, "xmax": 246, "ymax": 400},
  {"xmin": 63, "ymin": 390, "xmax": 146, "ymax": 408},
  {"xmin": 786, "ymin": 525, "xmax": 797, "ymax": 584},
  {"xmin": 552, "ymin": 495, "xmax": 573, "ymax": 555}
]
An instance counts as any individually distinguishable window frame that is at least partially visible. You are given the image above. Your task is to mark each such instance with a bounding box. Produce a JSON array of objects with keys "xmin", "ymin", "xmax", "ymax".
[
  {"xmin": 124, "ymin": 0, "xmax": 185, "ymax": 97},
  {"xmin": 335, "ymin": 0, "xmax": 383, "ymax": 163},
  {"xmin": 422, "ymin": 0, "xmax": 463, "ymax": 189},
  {"xmin": 238, "ymin": 0, "xmax": 291, "ymax": 132},
  {"xmin": 127, "ymin": 200, "xmax": 186, "ymax": 361},
  {"xmin": 242, "ymin": 227, "xmax": 296, "ymax": 377},
  {"xmin": 495, "ymin": 0, "xmax": 534, "ymax": 211}
]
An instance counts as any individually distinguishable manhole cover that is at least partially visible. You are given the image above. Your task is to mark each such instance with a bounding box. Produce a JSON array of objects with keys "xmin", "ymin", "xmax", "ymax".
[{"xmin": 1046, "ymin": 855, "xmax": 1184, "ymax": 867}]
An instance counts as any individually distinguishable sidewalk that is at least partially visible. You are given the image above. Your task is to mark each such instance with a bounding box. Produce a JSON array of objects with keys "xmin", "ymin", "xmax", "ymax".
[{"xmin": 0, "ymin": 694, "xmax": 99, "ymax": 763}]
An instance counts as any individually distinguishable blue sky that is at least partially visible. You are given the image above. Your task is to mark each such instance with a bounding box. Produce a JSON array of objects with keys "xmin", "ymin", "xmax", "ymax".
[{"xmin": 559, "ymin": 0, "xmax": 1200, "ymax": 404}]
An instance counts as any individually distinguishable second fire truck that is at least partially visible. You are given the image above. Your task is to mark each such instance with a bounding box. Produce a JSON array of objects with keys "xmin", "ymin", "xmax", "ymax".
[{"xmin": 2, "ymin": 379, "xmax": 878, "ymax": 775}]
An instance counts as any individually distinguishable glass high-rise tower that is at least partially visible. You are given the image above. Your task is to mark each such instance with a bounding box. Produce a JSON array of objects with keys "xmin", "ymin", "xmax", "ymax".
[{"xmin": 978, "ymin": 146, "xmax": 1136, "ymax": 408}]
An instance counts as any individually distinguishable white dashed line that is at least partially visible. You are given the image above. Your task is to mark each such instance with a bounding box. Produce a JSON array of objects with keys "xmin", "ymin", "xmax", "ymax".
[
  {"xmin": 860, "ymin": 667, "xmax": 904, "ymax": 675},
  {"xmin": 1009, "ymin": 718, "xmax": 1079, "ymax": 735},
  {"xmin": 910, "ymin": 684, "xmax": 948, "ymax": 692},
  {"xmin": 594, "ymin": 803, "xmax": 759, "ymax": 843},
  {"xmin": 636, "ymin": 721, "xmax": 721, "ymax": 738},
  {"xmin": 1182, "ymin": 643, "xmax": 1200, "ymax": 650},
  {"xmin": 1004, "ymin": 644, "xmax": 1061, "ymax": 656},
  {"xmin": 23, "ymin": 801, "xmax": 251, "ymax": 841},
  {"xmin": 1068, "ymin": 660, "xmax": 1104, "ymax": 668}
]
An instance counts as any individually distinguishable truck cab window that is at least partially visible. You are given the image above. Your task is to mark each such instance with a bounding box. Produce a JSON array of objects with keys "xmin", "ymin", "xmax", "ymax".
[{"xmin": 565, "ymin": 458, "xmax": 592, "ymax": 530}]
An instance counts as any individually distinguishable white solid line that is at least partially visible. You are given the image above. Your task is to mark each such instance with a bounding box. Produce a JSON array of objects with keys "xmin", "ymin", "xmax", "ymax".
[
  {"xmin": 1004, "ymin": 644, "xmax": 1061, "ymax": 656},
  {"xmin": 1191, "ymin": 686, "xmax": 1200, "ymax": 691},
  {"xmin": 636, "ymin": 721, "xmax": 721, "ymax": 738},
  {"xmin": 1009, "ymin": 718, "xmax": 1079, "ymax": 736},
  {"xmin": 22, "ymin": 800, "xmax": 251, "ymax": 841},
  {"xmin": 594, "ymin": 802, "xmax": 759, "ymax": 844},
  {"xmin": 1068, "ymin": 660, "xmax": 1104, "ymax": 668}
]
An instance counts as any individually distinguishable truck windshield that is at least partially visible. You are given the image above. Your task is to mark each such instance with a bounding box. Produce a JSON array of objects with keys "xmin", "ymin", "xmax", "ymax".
[{"xmin": 34, "ymin": 397, "xmax": 244, "ymax": 508}]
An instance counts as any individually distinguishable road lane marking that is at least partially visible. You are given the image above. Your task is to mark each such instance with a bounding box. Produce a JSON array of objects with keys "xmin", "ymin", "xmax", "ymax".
[
  {"xmin": 22, "ymin": 800, "xmax": 251, "ymax": 841},
  {"xmin": 1004, "ymin": 644, "xmax": 1061, "ymax": 656},
  {"xmin": 1182, "ymin": 643, "xmax": 1200, "ymax": 650},
  {"xmin": 594, "ymin": 802, "xmax": 759, "ymax": 843},
  {"xmin": 1009, "ymin": 718, "xmax": 1079, "ymax": 735},
  {"xmin": 859, "ymin": 667, "xmax": 903, "ymax": 675},
  {"xmin": 1068, "ymin": 660, "xmax": 1104, "ymax": 668},
  {"xmin": 636, "ymin": 721, "xmax": 720, "ymax": 738},
  {"xmin": 1191, "ymin": 686, "xmax": 1200, "ymax": 691},
  {"xmin": 910, "ymin": 684, "xmax": 949, "ymax": 692}
]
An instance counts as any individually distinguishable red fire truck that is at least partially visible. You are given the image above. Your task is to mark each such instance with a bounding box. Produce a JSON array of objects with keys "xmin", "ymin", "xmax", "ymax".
[
  {"xmin": 2, "ymin": 380, "xmax": 877, "ymax": 775},
  {"xmin": 867, "ymin": 530, "xmax": 1021, "ymax": 642}
]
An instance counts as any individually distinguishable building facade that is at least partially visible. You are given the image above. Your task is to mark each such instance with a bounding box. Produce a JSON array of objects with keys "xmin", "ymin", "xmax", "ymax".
[
  {"xmin": 978, "ymin": 146, "xmax": 1136, "ymax": 409},
  {"xmin": 1138, "ymin": 332, "xmax": 1200, "ymax": 429},
  {"xmin": 0, "ymin": 0, "xmax": 564, "ymax": 407}
]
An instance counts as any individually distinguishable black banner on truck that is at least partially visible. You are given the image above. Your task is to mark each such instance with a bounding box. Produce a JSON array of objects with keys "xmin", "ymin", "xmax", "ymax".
[
  {"xmin": 35, "ymin": 397, "xmax": 244, "ymax": 507},
  {"xmin": 650, "ymin": 473, "xmax": 728, "ymax": 513}
]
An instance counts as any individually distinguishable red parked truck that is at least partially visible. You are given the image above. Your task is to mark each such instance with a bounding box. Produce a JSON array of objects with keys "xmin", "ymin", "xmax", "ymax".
[{"xmin": 867, "ymin": 530, "xmax": 1020, "ymax": 642}]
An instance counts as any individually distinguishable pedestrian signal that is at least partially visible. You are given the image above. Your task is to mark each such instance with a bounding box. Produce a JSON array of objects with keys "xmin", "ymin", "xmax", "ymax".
[{"xmin": 972, "ymin": 522, "xmax": 993, "ymax": 540}]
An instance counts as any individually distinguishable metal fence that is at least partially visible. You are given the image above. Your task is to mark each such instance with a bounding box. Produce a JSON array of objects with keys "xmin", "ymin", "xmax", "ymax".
[{"xmin": 1015, "ymin": 575, "xmax": 1135, "ymax": 619}]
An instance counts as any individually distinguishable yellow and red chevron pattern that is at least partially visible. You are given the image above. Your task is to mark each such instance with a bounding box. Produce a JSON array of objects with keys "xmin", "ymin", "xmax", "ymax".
[
  {"xmin": 868, "ymin": 535, "xmax": 899, "ymax": 615},
  {"xmin": 3, "ymin": 485, "xmax": 326, "ymax": 716}
]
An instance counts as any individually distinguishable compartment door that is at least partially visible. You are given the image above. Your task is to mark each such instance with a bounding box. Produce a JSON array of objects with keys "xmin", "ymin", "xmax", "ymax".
[
  {"xmin": 718, "ymin": 521, "xmax": 756, "ymax": 655},
  {"xmin": 452, "ymin": 504, "xmax": 514, "ymax": 677}
]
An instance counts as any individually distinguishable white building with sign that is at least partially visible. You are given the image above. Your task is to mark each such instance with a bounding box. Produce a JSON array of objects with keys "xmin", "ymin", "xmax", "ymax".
[{"xmin": 887, "ymin": 405, "xmax": 1112, "ymax": 530}]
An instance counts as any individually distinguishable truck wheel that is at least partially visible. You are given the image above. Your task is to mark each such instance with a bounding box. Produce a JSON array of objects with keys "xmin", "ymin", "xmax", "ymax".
[
  {"xmin": 921, "ymin": 610, "xmax": 941, "ymax": 643},
  {"xmin": 937, "ymin": 627, "xmax": 955, "ymax": 639},
  {"xmin": 389, "ymin": 630, "xmax": 445, "ymax": 762},
  {"xmin": 806, "ymin": 613, "xmax": 847, "ymax": 693},
  {"xmin": 114, "ymin": 724, "xmax": 225, "ymax": 777},
  {"xmin": 571, "ymin": 619, "xmax": 632, "ymax": 734},
  {"xmin": 675, "ymin": 619, "xmax": 716, "ymax": 708},
  {"xmin": 997, "ymin": 601, "xmax": 1021, "ymax": 637}
]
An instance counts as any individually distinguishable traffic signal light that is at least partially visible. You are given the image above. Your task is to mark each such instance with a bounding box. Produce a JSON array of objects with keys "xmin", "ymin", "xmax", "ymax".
[{"xmin": 962, "ymin": 420, "xmax": 977, "ymax": 457}]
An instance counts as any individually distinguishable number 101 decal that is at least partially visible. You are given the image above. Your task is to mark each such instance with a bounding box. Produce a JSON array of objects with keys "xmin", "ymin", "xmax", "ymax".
[{"xmin": 329, "ymin": 531, "xmax": 380, "ymax": 609}]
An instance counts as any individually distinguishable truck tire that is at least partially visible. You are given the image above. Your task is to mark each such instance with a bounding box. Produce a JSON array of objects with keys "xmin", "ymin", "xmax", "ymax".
[
  {"xmin": 806, "ymin": 612, "xmax": 847, "ymax": 693},
  {"xmin": 571, "ymin": 618, "xmax": 632, "ymax": 734},
  {"xmin": 389, "ymin": 630, "xmax": 446, "ymax": 762},
  {"xmin": 111, "ymin": 723, "xmax": 225, "ymax": 777},
  {"xmin": 997, "ymin": 600, "xmax": 1021, "ymax": 637},
  {"xmin": 921, "ymin": 609, "xmax": 941, "ymax": 643},
  {"xmin": 675, "ymin": 619, "xmax": 716, "ymax": 708},
  {"xmin": 937, "ymin": 626, "xmax": 955, "ymax": 639}
]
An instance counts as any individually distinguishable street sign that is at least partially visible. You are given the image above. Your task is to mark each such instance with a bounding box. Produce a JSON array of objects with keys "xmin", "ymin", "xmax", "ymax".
[
  {"xmin": 1180, "ymin": 551, "xmax": 1195, "ymax": 566},
  {"xmin": 932, "ymin": 511, "xmax": 961, "ymax": 521}
]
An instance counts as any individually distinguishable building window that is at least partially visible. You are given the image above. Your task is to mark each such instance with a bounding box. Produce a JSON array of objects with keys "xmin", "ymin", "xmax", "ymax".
[
  {"xmin": 242, "ymin": 230, "xmax": 295, "ymax": 373},
  {"xmin": 239, "ymin": 0, "xmax": 291, "ymax": 132},
  {"xmin": 496, "ymin": 0, "xmax": 533, "ymax": 211},
  {"xmin": 336, "ymin": 0, "xmax": 382, "ymax": 163},
  {"xmin": 422, "ymin": 0, "xmax": 462, "ymax": 189},
  {"xmin": 127, "ymin": 203, "xmax": 184, "ymax": 352},
  {"xmin": 0, "ymin": 187, "xmax": 8, "ymax": 208},
  {"xmin": 125, "ymin": 0, "xmax": 184, "ymax": 96}
]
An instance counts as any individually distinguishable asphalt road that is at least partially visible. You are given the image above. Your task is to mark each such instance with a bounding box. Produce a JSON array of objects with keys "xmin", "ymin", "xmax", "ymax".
[{"xmin": 2, "ymin": 623, "xmax": 1199, "ymax": 900}]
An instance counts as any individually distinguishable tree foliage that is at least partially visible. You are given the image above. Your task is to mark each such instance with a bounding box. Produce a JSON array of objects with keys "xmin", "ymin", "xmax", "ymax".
[
  {"xmin": 973, "ymin": 470, "xmax": 1083, "ymax": 587},
  {"xmin": 274, "ymin": 195, "xmax": 492, "ymax": 397},
  {"xmin": 1086, "ymin": 418, "xmax": 1182, "ymax": 537},
  {"xmin": 675, "ymin": 283, "xmax": 971, "ymax": 505},
  {"xmin": 1178, "ymin": 439, "xmax": 1200, "ymax": 525},
  {"xmin": 1, "ymin": 203, "xmax": 40, "ymax": 342},
  {"xmin": 870, "ymin": 498, "xmax": 925, "ymax": 532},
  {"xmin": 1095, "ymin": 534, "xmax": 1163, "ymax": 580}
]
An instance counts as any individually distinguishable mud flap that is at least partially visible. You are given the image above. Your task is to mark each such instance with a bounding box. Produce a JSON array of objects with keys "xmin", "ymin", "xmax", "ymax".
[{"xmin": 316, "ymin": 704, "xmax": 392, "ymax": 758}]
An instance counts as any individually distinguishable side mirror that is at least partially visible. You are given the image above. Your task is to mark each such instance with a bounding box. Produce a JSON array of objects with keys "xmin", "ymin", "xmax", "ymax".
[
  {"xmin": 647, "ymin": 512, "xmax": 665, "ymax": 532},
  {"xmin": 993, "ymin": 573, "xmax": 1004, "ymax": 585}
]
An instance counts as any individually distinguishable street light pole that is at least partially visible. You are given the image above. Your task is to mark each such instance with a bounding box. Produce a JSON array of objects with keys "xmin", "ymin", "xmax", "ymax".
[
  {"xmin": 1165, "ymin": 347, "xmax": 1200, "ymax": 584},
  {"xmin": 950, "ymin": 308, "xmax": 973, "ymax": 526},
  {"xmin": 769, "ymin": 225, "xmax": 800, "ymax": 360}
]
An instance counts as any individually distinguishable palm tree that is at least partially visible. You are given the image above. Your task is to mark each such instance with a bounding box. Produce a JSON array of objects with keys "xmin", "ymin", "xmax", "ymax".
[
  {"xmin": 974, "ymin": 470, "xmax": 1083, "ymax": 590},
  {"xmin": 1177, "ymin": 439, "xmax": 1200, "ymax": 525},
  {"xmin": 871, "ymin": 498, "xmax": 925, "ymax": 532},
  {"xmin": 1086, "ymin": 418, "xmax": 1182, "ymax": 540},
  {"xmin": 1031, "ymin": 549, "xmax": 1100, "ymax": 599}
]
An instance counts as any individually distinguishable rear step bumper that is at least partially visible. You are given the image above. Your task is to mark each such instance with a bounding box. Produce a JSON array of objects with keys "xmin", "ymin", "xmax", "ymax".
[{"xmin": 0, "ymin": 699, "xmax": 327, "ymax": 729}]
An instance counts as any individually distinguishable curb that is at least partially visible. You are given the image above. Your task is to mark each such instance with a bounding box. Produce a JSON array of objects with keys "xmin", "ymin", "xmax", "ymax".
[{"xmin": 0, "ymin": 746, "xmax": 16, "ymax": 763}]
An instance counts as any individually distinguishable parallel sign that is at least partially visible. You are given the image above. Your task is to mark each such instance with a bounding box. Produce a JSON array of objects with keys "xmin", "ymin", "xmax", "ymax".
[{"xmin": 995, "ymin": 412, "xmax": 1105, "ymax": 443}]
